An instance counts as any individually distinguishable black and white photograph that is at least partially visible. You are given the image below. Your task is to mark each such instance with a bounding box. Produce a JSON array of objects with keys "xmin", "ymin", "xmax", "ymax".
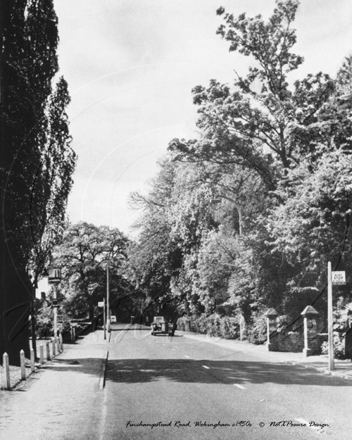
[{"xmin": 1, "ymin": 0, "xmax": 352, "ymax": 438}]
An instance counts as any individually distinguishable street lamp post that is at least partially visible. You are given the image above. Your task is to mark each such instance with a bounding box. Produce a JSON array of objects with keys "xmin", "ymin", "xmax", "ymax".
[
  {"xmin": 107, "ymin": 260, "xmax": 110, "ymax": 332},
  {"xmin": 48, "ymin": 268, "xmax": 61, "ymax": 341}
]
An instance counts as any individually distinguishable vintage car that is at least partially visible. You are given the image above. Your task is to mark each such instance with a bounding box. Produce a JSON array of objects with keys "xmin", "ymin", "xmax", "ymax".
[{"xmin": 150, "ymin": 316, "xmax": 175, "ymax": 336}]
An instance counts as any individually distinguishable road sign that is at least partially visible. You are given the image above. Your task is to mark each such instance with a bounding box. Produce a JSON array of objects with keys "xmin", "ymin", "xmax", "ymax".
[
  {"xmin": 332, "ymin": 271, "xmax": 346, "ymax": 285},
  {"xmin": 98, "ymin": 301, "xmax": 104, "ymax": 307},
  {"xmin": 48, "ymin": 268, "xmax": 61, "ymax": 284}
]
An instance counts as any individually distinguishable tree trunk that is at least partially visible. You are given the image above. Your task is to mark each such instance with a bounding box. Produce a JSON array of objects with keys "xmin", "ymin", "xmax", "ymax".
[{"xmin": 0, "ymin": 235, "xmax": 31, "ymax": 365}]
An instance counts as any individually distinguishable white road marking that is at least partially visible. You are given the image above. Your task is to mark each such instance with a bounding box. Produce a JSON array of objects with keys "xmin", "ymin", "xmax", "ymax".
[
  {"xmin": 202, "ymin": 365, "xmax": 210, "ymax": 369},
  {"xmin": 233, "ymin": 384, "xmax": 246, "ymax": 390}
]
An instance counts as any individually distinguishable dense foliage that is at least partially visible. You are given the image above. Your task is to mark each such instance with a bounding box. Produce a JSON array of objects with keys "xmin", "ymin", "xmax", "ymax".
[
  {"xmin": 51, "ymin": 222, "xmax": 131, "ymax": 320},
  {"xmin": 129, "ymin": 0, "xmax": 352, "ymax": 341}
]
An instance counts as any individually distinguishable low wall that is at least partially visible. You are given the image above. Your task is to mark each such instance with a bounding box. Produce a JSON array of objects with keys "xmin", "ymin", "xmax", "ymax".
[{"xmin": 273, "ymin": 331, "xmax": 304, "ymax": 353}]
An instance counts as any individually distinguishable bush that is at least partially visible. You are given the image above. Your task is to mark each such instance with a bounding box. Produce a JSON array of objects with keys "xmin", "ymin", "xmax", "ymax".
[
  {"xmin": 206, "ymin": 314, "xmax": 221, "ymax": 337},
  {"xmin": 35, "ymin": 303, "xmax": 73, "ymax": 339},
  {"xmin": 247, "ymin": 315, "xmax": 267, "ymax": 345},
  {"xmin": 35, "ymin": 304, "xmax": 53, "ymax": 339},
  {"xmin": 177, "ymin": 319, "xmax": 185, "ymax": 331},
  {"xmin": 184, "ymin": 313, "xmax": 240, "ymax": 339},
  {"xmin": 219, "ymin": 317, "xmax": 231, "ymax": 338},
  {"xmin": 179, "ymin": 312, "xmax": 271, "ymax": 344},
  {"xmin": 321, "ymin": 334, "xmax": 345, "ymax": 359},
  {"xmin": 197, "ymin": 315, "xmax": 208, "ymax": 334},
  {"xmin": 176, "ymin": 318, "xmax": 190, "ymax": 331},
  {"xmin": 320, "ymin": 300, "xmax": 352, "ymax": 359},
  {"xmin": 222, "ymin": 317, "xmax": 240, "ymax": 339}
]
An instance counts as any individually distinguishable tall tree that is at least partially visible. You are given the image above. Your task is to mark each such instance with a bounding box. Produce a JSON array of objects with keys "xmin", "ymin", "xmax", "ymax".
[
  {"xmin": 0, "ymin": 0, "xmax": 75, "ymax": 363},
  {"xmin": 169, "ymin": 1, "xmax": 351, "ymax": 184},
  {"xmin": 166, "ymin": 0, "xmax": 352, "ymax": 325},
  {"xmin": 129, "ymin": 1, "xmax": 352, "ymax": 336},
  {"xmin": 266, "ymin": 148, "xmax": 352, "ymax": 316},
  {"xmin": 27, "ymin": 77, "xmax": 76, "ymax": 289},
  {"xmin": 128, "ymin": 158, "xmax": 184, "ymax": 313},
  {"xmin": 337, "ymin": 55, "xmax": 352, "ymax": 97},
  {"xmin": 51, "ymin": 223, "xmax": 129, "ymax": 319}
]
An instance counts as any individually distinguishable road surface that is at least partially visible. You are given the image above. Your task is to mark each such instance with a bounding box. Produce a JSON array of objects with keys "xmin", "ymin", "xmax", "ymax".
[
  {"xmin": 0, "ymin": 323, "xmax": 351, "ymax": 439},
  {"xmin": 101, "ymin": 324, "xmax": 352, "ymax": 439}
]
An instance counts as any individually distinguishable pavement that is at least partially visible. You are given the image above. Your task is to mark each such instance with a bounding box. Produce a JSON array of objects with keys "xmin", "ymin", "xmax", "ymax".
[
  {"xmin": 0, "ymin": 330, "xmax": 109, "ymax": 391},
  {"xmin": 0, "ymin": 329, "xmax": 110, "ymax": 440}
]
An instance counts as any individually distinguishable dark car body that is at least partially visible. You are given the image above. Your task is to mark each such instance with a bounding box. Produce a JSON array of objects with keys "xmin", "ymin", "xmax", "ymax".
[{"xmin": 151, "ymin": 316, "xmax": 175, "ymax": 336}]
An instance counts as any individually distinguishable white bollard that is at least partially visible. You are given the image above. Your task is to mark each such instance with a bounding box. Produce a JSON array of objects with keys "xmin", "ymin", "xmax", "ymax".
[
  {"xmin": 30, "ymin": 348, "xmax": 35, "ymax": 372},
  {"xmin": 59, "ymin": 334, "xmax": 63, "ymax": 352},
  {"xmin": 52, "ymin": 338, "xmax": 56, "ymax": 357},
  {"xmin": 20, "ymin": 349, "xmax": 26, "ymax": 380},
  {"xmin": 39, "ymin": 344, "xmax": 44, "ymax": 364},
  {"xmin": 46, "ymin": 341, "xmax": 51, "ymax": 361},
  {"xmin": 56, "ymin": 337, "xmax": 60, "ymax": 354},
  {"xmin": 3, "ymin": 352, "xmax": 11, "ymax": 390}
]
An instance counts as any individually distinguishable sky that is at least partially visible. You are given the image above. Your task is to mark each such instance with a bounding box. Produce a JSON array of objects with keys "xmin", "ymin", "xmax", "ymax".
[{"xmin": 54, "ymin": 0, "xmax": 352, "ymax": 237}]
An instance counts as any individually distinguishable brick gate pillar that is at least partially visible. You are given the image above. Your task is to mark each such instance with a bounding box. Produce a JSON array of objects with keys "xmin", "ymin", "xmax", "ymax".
[
  {"xmin": 265, "ymin": 308, "xmax": 279, "ymax": 351},
  {"xmin": 301, "ymin": 305, "xmax": 319, "ymax": 357}
]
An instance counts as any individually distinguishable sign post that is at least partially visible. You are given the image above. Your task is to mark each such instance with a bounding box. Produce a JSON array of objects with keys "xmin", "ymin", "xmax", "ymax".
[
  {"xmin": 328, "ymin": 265, "xmax": 346, "ymax": 371},
  {"xmin": 103, "ymin": 297, "xmax": 106, "ymax": 340},
  {"xmin": 97, "ymin": 300, "xmax": 105, "ymax": 338}
]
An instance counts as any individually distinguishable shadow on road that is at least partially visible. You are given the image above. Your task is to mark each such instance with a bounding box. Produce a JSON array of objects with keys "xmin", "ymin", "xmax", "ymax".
[
  {"xmin": 19, "ymin": 355, "xmax": 350, "ymax": 389},
  {"xmin": 104, "ymin": 358, "xmax": 351, "ymax": 387}
]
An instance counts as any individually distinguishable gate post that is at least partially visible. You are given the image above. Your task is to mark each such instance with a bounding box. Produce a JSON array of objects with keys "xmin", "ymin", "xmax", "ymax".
[
  {"xmin": 39, "ymin": 344, "xmax": 44, "ymax": 364},
  {"xmin": 20, "ymin": 350, "xmax": 26, "ymax": 380},
  {"xmin": 265, "ymin": 309, "xmax": 279, "ymax": 351},
  {"xmin": 46, "ymin": 341, "xmax": 51, "ymax": 360},
  {"xmin": 301, "ymin": 306, "xmax": 319, "ymax": 356},
  {"xmin": 3, "ymin": 353, "xmax": 11, "ymax": 389}
]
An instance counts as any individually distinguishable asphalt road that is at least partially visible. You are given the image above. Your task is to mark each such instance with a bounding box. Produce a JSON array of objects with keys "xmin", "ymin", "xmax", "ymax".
[
  {"xmin": 1, "ymin": 324, "xmax": 352, "ymax": 439},
  {"xmin": 100, "ymin": 324, "xmax": 352, "ymax": 440}
]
